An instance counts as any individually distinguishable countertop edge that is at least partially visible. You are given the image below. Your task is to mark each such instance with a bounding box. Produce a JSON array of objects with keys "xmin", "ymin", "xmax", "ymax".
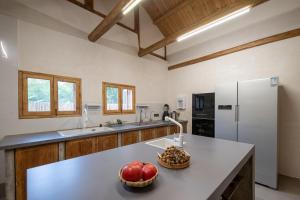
[{"xmin": 0, "ymin": 120, "xmax": 188, "ymax": 150}]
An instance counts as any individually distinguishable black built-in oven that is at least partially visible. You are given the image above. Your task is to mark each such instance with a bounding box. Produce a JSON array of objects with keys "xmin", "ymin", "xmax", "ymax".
[{"xmin": 192, "ymin": 93, "xmax": 215, "ymax": 137}]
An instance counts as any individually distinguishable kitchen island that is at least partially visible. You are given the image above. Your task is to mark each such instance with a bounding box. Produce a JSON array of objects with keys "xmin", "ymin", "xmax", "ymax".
[{"xmin": 27, "ymin": 135, "xmax": 254, "ymax": 200}]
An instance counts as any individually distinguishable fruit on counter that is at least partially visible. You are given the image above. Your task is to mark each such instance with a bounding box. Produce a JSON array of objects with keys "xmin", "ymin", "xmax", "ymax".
[
  {"xmin": 142, "ymin": 163, "xmax": 157, "ymax": 180},
  {"xmin": 130, "ymin": 160, "xmax": 144, "ymax": 168},
  {"xmin": 121, "ymin": 164, "xmax": 143, "ymax": 182},
  {"xmin": 160, "ymin": 146, "xmax": 190, "ymax": 165},
  {"xmin": 121, "ymin": 161, "xmax": 158, "ymax": 182}
]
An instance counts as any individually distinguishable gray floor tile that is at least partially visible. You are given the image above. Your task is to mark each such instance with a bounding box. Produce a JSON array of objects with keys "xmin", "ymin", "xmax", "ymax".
[{"xmin": 256, "ymin": 175, "xmax": 300, "ymax": 200}]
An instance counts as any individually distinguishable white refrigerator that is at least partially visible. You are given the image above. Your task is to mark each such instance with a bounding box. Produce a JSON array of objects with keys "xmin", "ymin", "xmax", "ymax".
[{"xmin": 215, "ymin": 78, "xmax": 278, "ymax": 189}]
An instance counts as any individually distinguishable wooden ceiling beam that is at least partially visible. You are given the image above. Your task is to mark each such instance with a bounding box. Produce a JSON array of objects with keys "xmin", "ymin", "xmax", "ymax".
[
  {"xmin": 168, "ymin": 28, "xmax": 300, "ymax": 70},
  {"xmin": 67, "ymin": 0, "xmax": 135, "ymax": 33},
  {"xmin": 84, "ymin": 0, "xmax": 94, "ymax": 10},
  {"xmin": 153, "ymin": 0, "xmax": 193, "ymax": 25},
  {"xmin": 138, "ymin": 0, "xmax": 268, "ymax": 57},
  {"xmin": 88, "ymin": 0, "xmax": 132, "ymax": 42}
]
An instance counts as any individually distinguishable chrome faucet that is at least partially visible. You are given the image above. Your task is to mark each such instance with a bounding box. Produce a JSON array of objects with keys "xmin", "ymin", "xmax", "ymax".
[
  {"xmin": 165, "ymin": 117, "xmax": 183, "ymax": 147},
  {"xmin": 82, "ymin": 107, "xmax": 88, "ymax": 129}
]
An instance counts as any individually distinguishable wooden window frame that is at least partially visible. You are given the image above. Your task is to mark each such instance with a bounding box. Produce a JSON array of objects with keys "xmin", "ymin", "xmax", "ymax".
[
  {"xmin": 102, "ymin": 82, "xmax": 136, "ymax": 115},
  {"xmin": 19, "ymin": 71, "xmax": 82, "ymax": 119}
]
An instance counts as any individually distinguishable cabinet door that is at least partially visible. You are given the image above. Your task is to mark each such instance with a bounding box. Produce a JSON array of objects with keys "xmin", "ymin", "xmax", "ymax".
[
  {"xmin": 65, "ymin": 137, "xmax": 98, "ymax": 159},
  {"xmin": 141, "ymin": 128, "xmax": 155, "ymax": 141},
  {"xmin": 99, "ymin": 134, "xmax": 118, "ymax": 151},
  {"xmin": 15, "ymin": 143, "xmax": 59, "ymax": 200},
  {"xmin": 156, "ymin": 126, "xmax": 168, "ymax": 137},
  {"xmin": 169, "ymin": 125, "xmax": 179, "ymax": 135},
  {"xmin": 121, "ymin": 131, "xmax": 139, "ymax": 146}
]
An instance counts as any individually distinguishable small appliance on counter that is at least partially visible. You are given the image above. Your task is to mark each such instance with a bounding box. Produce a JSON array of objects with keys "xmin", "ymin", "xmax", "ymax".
[{"xmin": 192, "ymin": 93, "xmax": 215, "ymax": 137}]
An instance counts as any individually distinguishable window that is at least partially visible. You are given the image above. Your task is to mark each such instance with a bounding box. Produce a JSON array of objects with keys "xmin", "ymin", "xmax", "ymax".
[
  {"xmin": 19, "ymin": 71, "xmax": 81, "ymax": 118},
  {"xmin": 102, "ymin": 82, "xmax": 136, "ymax": 115}
]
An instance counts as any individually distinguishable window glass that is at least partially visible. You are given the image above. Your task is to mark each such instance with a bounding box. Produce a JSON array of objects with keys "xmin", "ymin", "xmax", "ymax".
[
  {"xmin": 27, "ymin": 78, "xmax": 51, "ymax": 112},
  {"xmin": 58, "ymin": 81, "xmax": 76, "ymax": 111},
  {"xmin": 102, "ymin": 82, "xmax": 135, "ymax": 114},
  {"xmin": 106, "ymin": 87, "xmax": 119, "ymax": 110},
  {"xmin": 122, "ymin": 88, "xmax": 133, "ymax": 110}
]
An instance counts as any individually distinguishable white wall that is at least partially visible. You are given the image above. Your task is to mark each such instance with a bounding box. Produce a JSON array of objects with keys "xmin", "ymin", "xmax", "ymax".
[
  {"xmin": 167, "ymin": 36, "xmax": 300, "ymax": 179},
  {"xmin": 0, "ymin": 13, "xmax": 18, "ymax": 185},
  {"xmin": 0, "ymin": 18, "xmax": 168, "ymax": 138},
  {"xmin": 0, "ymin": 0, "xmax": 170, "ymax": 139}
]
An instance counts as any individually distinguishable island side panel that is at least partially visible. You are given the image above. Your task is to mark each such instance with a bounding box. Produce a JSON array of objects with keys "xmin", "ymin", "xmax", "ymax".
[
  {"xmin": 221, "ymin": 155, "xmax": 254, "ymax": 200},
  {"xmin": 208, "ymin": 147, "xmax": 254, "ymax": 200}
]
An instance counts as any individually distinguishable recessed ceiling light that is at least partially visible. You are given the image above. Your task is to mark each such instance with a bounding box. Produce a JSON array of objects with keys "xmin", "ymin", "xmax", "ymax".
[
  {"xmin": 177, "ymin": 6, "xmax": 252, "ymax": 42},
  {"xmin": 122, "ymin": 0, "xmax": 143, "ymax": 15}
]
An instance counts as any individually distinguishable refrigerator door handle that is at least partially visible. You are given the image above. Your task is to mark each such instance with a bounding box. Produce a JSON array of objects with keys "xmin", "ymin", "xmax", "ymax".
[
  {"xmin": 237, "ymin": 105, "xmax": 240, "ymax": 122},
  {"xmin": 234, "ymin": 105, "xmax": 238, "ymax": 122}
]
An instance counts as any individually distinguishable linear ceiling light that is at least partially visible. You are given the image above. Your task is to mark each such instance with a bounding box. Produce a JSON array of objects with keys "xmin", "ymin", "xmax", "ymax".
[
  {"xmin": 177, "ymin": 6, "xmax": 252, "ymax": 42},
  {"xmin": 0, "ymin": 41, "xmax": 8, "ymax": 59},
  {"xmin": 122, "ymin": 0, "xmax": 143, "ymax": 15}
]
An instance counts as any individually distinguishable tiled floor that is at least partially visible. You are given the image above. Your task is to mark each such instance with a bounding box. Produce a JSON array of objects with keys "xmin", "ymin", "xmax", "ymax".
[{"xmin": 256, "ymin": 175, "xmax": 300, "ymax": 200}]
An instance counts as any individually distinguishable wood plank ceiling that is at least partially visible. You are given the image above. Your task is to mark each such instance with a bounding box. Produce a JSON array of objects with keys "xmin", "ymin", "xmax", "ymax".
[
  {"xmin": 142, "ymin": 0, "xmax": 265, "ymax": 36},
  {"xmin": 68, "ymin": 0, "xmax": 268, "ymax": 60},
  {"xmin": 140, "ymin": 0, "xmax": 268, "ymax": 56}
]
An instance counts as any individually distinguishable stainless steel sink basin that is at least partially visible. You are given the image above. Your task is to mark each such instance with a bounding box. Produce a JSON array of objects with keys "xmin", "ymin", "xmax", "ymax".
[
  {"xmin": 145, "ymin": 138, "xmax": 186, "ymax": 149},
  {"xmin": 58, "ymin": 127, "xmax": 114, "ymax": 137}
]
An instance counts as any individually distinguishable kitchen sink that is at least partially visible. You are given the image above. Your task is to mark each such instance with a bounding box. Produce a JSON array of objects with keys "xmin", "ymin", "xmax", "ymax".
[
  {"xmin": 58, "ymin": 127, "xmax": 114, "ymax": 137},
  {"xmin": 145, "ymin": 138, "xmax": 186, "ymax": 149}
]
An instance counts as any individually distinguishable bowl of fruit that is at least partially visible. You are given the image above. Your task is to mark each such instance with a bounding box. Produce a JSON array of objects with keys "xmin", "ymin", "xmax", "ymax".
[
  {"xmin": 157, "ymin": 146, "xmax": 191, "ymax": 169},
  {"xmin": 119, "ymin": 160, "xmax": 158, "ymax": 187}
]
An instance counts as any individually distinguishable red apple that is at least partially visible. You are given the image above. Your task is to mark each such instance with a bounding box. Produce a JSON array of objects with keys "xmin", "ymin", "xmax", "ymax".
[
  {"xmin": 130, "ymin": 160, "xmax": 144, "ymax": 168},
  {"xmin": 142, "ymin": 163, "xmax": 157, "ymax": 180},
  {"xmin": 122, "ymin": 164, "xmax": 143, "ymax": 182}
]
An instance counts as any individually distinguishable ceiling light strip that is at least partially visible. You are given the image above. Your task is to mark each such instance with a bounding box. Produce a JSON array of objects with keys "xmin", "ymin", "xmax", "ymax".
[
  {"xmin": 122, "ymin": 0, "xmax": 143, "ymax": 15},
  {"xmin": 0, "ymin": 41, "xmax": 8, "ymax": 59},
  {"xmin": 177, "ymin": 6, "xmax": 252, "ymax": 42}
]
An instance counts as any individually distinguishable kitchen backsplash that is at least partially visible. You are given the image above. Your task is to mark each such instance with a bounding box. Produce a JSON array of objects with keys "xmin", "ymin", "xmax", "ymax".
[{"xmin": 85, "ymin": 103, "xmax": 165, "ymax": 128}]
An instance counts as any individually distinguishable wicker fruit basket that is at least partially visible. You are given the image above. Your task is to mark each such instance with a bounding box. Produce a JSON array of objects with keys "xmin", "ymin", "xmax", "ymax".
[
  {"xmin": 157, "ymin": 157, "xmax": 190, "ymax": 169},
  {"xmin": 119, "ymin": 163, "xmax": 159, "ymax": 187},
  {"xmin": 156, "ymin": 146, "xmax": 191, "ymax": 169}
]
